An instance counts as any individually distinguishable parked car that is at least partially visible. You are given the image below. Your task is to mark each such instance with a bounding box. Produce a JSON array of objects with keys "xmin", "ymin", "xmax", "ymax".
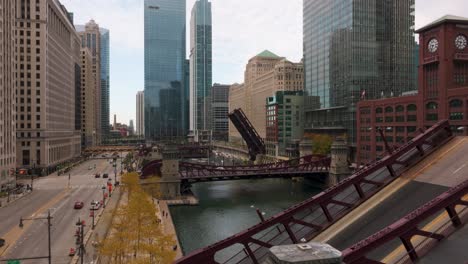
[
  {"xmin": 88, "ymin": 166, "xmax": 93, "ymax": 170},
  {"xmin": 74, "ymin": 201, "xmax": 84, "ymax": 209},
  {"xmin": 0, "ymin": 238, "xmax": 5, "ymax": 247},
  {"xmin": 95, "ymin": 173, "xmax": 101, "ymax": 178},
  {"xmin": 103, "ymin": 173, "xmax": 109, "ymax": 178}
]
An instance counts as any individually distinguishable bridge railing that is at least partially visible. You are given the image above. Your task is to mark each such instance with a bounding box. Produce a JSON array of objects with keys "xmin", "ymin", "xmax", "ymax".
[
  {"xmin": 173, "ymin": 120, "xmax": 453, "ymax": 264},
  {"xmin": 179, "ymin": 157, "xmax": 331, "ymax": 179},
  {"xmin": 342, "ymin": 179, "xmax": 468, "ymax": 264}
]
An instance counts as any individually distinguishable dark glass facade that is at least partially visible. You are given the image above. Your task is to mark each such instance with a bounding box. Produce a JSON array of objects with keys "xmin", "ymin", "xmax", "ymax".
[
  {"xmin": 100, "ymin": 28, "xmax": 110, "ymax": 139},
  {"xmin": 144, "ymin": 0, "xmax": 187, "ymax": 141},
  {"xmin": 190, "ymin": 0, "xmax": 212, "ymax": 133},
  {"xmin": 303, "ymin": 0, "xmax": 416, "ymax": 146}
]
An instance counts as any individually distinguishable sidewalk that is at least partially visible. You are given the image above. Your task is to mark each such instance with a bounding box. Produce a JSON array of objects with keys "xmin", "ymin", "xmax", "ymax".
[
  {"xmin": 0, "ymin": 190, "xmax": 31, "ymax": 209},
  {"xmin": 155, "ymin": 199, "xmax": 183, "ymax": 259}
]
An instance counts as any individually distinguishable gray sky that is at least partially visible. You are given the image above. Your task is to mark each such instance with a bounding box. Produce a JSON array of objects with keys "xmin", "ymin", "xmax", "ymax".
[{"xmin": 60, "ymin": 0, "xmax": 467, "ymax": 125}]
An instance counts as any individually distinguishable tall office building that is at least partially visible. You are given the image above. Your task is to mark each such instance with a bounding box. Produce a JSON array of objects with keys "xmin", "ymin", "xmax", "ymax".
[
  {"xmin": 144, "ymin": 0, "xmax": 187, "ymax": 141},
  {"xmin": 100, "ymin": 28, "xmax": 110, "ymax": 141},
  {"xmin": 190, "ymin": 0, "xmax": 212, "ymax": 141},
  {"xmin": 229, "ymin": 51, "xmax": 304, "ymax": 142},
  {"xmin": 16, "ymin": 0, "xmax": 81, "ymax": 172},
  {"xmin": 211, "ymin": 84, "xmax": 230, "ymax": 141},
  {"xmin": 303, "ymin": 0, "xmax": 416, "ymax": 151},
  {"xmin": 80, "ymin": 48, "xmax": 97, "ymax": 147},
  {"xmin": 76, "ymin": 20, "xmax": 102, "ymax": 144},
  {"xmin": 129, "ymin": 120, "xmax": 135, "ymax": 135},
  {"xmin": 0, "ymin": 0, "xmax": 16, "ymax": 187},
  {"xmin": 136, "ymin": 91, "xmax": 145, "ymax": 136}
]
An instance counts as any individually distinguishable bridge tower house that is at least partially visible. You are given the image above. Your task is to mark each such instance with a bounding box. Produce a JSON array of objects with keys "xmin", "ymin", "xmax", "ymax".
[
  {"xmin": 328, "ymin": 138, "xmax": 350, "ymax": 187},
  {"xmin": 160, "ymin": 146, "xmax": 181, "ymax": 200}
]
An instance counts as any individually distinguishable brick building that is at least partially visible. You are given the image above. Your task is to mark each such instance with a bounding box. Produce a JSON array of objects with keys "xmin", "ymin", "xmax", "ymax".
[
  {"xmin": 228, "ymin": 51, "xmax": 304, "ymax": 143},
  {"xmin": 357, "ymin": 15, "xmax": 468, "ymax": 165}
]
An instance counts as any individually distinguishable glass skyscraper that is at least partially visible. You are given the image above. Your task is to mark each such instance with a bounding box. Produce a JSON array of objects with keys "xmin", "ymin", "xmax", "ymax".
[
  {"xmin": 144, "ymin": 0, "xmax": 187, "ymax": 141},
  {"xmin": 303, "ymin": 0, "xmax": 416, "ymax": 147},
  {"xmin": 189, "ymin": 0, "xmax": 212, "ymax": 139},
  {"xmin": 100, "ymin": 28, "xmax": 110, "ymax": 139}
]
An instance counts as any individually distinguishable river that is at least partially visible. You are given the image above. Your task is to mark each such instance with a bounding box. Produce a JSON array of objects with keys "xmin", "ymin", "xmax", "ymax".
[{"xmin": 170, "ymin": 178, "xmax": 322, "ymax": 258}]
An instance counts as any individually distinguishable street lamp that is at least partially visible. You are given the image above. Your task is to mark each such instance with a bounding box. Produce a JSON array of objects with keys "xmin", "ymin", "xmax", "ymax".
[
  {"xmin": 30, "ymin": 160, "xmax": 36, "ymax": 191},
  {"xmin": 18, "ymin": 210, "xmax": 53, "ymax": 264},
  {"xmin": 113, "ymin": 158, "xmax": 117, "ymax": 184},
  {"xmin": 102, "ymin": 186, "xmax": 106, "ymax": 208},
  {"xmin": 120, "ymin": 151, "xmax": 123, "ymax": 174},
  {"xmin": 75, "ymin": 218, "xmax": 85, "ymax": 264}
]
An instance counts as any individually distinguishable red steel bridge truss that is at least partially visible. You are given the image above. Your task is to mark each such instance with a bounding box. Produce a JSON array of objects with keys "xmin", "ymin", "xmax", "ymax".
[
  {"xmin": 173, "ymin": 120, "xmax": 454, "ymax": 264},
  {"xmin": 141, "ymin": 154, "xmax": 331, "ymax": 182}
]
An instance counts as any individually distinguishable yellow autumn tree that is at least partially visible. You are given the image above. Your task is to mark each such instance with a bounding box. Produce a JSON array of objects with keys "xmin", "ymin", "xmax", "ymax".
[
  {"xmin": 311, "ymin": 134, "xmax": 333, "ymax": 155},
  {"xmin": 100, "ymin": 172, "xmax": 175, "ymax": 263}
]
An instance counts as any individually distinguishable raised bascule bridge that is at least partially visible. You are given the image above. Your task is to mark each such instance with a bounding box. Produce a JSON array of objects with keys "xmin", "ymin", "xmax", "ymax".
[{"xmin": 172, "ymin": 120, "xmax": 468, "ymax": 264}]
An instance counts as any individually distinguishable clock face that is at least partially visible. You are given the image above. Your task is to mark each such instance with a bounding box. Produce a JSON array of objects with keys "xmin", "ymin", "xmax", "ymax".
[
  {"xmin": 428, "ymin": 38, "xmax": 439, "ymax": 53},
  {"xmin": 455, "ymin": 35, "xmax": 467, "ymax": 50}
]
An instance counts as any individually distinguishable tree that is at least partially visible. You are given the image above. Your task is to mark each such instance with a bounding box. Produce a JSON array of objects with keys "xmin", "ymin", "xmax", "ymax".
[
  {"xmin": 100, "ymin": 172, "xmax": 175, "ymax": 263},
  {"xmin": 312, "ymin": 134, "xmax": 333, "ymax": 155}
]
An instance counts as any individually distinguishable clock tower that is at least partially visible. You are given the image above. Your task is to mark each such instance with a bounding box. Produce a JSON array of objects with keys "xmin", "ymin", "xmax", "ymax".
[{"xmin": 416, "ymin": 15, "xmax": 468, "ymax": 121}]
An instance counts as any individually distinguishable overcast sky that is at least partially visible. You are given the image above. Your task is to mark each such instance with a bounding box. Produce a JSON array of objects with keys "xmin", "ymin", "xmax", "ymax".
[{"xmin": 60, "ymin": 0, "xmax": 468, "ymax": 125}]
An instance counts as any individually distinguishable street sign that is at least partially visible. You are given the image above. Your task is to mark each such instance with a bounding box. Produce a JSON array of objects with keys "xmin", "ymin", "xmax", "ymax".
[{"xmin": 7, "ymin": 260, "xmax": 20, "ymax": 264}]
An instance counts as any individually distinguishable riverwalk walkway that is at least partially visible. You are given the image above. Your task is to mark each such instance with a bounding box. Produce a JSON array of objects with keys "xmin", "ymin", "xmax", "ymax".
[{"xmin": 155, "ymin": 198, "xmax": 183, "ymax": 259}]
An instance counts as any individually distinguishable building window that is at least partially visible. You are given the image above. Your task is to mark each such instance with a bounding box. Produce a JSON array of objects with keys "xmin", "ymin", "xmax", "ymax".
[
  {"xmin": 396, "ymin": 105, "xmax": 404, "ymax": 112},
  {"xmin": 449, "ymin": 99, "xmax": 463, "ymax": 108},
  {"xmin": 426, "ymin": 102, "xmax": 438, "ymax": 110},
  {"xmin": 376, "ymin": 117, "xmax": 383, "ymax": 123},
  {"xmin": 396, "ymin": 136, "xmax": 405, "ymax": 143},
  {"xmin": 450, "ymin": 112, "xmax": 464, "ymax": 120},
  {"xmin": 396, "ymin": 126, "xmax": 405, "ymax": 133},
  {"xmin": 407, "ymin": 104, "xmax": 417, "ymax": 112},
  {"xmin": 407, "ymin": 115, "xmax": 417, "ymax": 122},
  {"xmin": 396, "ymin": 116, "xmax": 405, "ymax": 122},
  {"xmin": 426, "ymin": 113, "xmax": 438, "ymax": 121},
  {"xmin": 407, "ymin": 126, "xmax": 417, "ymax": 133},
  {"xmin": 376, "ymin": 107, "xmax": 383, "ymax": 114},
  {"xmin": 385, "ymin": 106, "xmax": 393, "ymax": 113},
  {"xmin": 385, "ymin": 116, "xmax": 394, "ymax": 122}
]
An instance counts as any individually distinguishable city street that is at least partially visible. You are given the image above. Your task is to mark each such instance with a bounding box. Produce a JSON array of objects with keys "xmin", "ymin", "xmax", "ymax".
[{"xmin": 0, "ymin": 156, "xmax": 123, "ymax": 264}]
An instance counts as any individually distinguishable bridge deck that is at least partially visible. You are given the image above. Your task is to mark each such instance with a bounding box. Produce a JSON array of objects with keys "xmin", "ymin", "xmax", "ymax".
[
  {"xmin": 316, "ymin": 136, "xmax": 468, "ymax": 262},
  {"xmin": 174, "ymin": 120, "xmax": 454, "ymax": 264}
]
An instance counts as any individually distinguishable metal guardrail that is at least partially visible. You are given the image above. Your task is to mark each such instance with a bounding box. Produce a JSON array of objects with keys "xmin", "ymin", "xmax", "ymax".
[
  {"xmin": 342, "ymin": 179, "xmax": 468, "ymax": 264},
  {"xmin": 174, "ymin": 120, "xmax": 453, "ymax": 264}
]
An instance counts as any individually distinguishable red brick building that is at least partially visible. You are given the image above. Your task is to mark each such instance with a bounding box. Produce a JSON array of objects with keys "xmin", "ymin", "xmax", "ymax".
[{"xmin": 357, "ymin": 15, "xmax": 468, "ymax": 165}]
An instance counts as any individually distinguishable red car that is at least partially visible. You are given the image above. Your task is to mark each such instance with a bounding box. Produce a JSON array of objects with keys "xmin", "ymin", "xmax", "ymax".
[{"xmin": 74, "ymin": 201, "xmax": 84, "ymax": 209}]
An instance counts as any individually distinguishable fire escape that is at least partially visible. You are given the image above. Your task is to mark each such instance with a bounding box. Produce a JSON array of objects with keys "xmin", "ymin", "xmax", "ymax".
[{"xmin": 228, "ymin": 108, "xmax": 266, "ymax": 161}]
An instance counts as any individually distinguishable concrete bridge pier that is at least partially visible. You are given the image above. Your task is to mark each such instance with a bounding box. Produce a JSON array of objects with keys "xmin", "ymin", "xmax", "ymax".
[
  {"xmin": 327, "ymin": 138, "xmax": 350, "ymax": 187},
  {"xmin": 159, "ymin": 146, "xmax": 181, "ymax": 200}
]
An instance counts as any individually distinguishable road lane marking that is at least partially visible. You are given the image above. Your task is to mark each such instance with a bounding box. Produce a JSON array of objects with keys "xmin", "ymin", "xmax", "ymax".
[
  {"xmin": 381, "ymin": 194, "xmax": 468, "ymax": 262},
  {"xmin": 453, "ymin": 163, "xmax": 466, "ymax": 174},
  {"xmin": 0, "ymin": 188, "xmax": 69, "ymax": 257}
]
